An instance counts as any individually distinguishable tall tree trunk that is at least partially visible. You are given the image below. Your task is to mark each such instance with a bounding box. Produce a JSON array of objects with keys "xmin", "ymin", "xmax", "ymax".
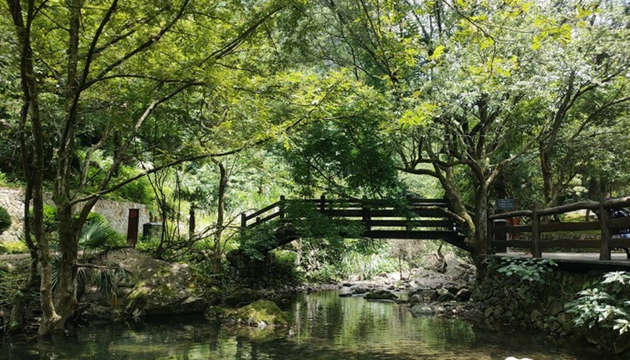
[
  {"xmin": 6, "ymin": 0, "xmax": 62, "ymax": 336},
  {"xmin": 48, "ymin": 0, "xmax": 82, "ymax": 328},
  {"xmin": 540, "ymin": 143, "xmax": 555, "ymax": 207},
  {"xmin": 472, "ymin": 185, "xmax": 489, "ymax": 277},
  {"xmin": 213, "ymin": 160, "xmax": 228, "ymax": 274}
]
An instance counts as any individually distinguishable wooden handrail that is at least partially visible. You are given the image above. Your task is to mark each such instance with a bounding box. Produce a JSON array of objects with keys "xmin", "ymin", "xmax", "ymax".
[
  {"xmin": 490, "ymin": 196, "xmax": 630, "ymax": 220},
  {"xmin": 243, "ymin": 201, "xmax": 281, "ymax": 221},
  {"xmin": 488, "ymin": 195, "xmax": 630, "ymax": 260}
]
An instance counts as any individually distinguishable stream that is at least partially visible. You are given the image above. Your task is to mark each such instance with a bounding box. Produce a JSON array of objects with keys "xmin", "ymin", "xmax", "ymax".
[{"xmin": 0, "ymin": 291, "xmax": 613, "ymax": 360}]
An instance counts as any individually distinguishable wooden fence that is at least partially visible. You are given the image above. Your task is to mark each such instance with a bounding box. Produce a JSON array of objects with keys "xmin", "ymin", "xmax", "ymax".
[{"xmin": 489, "ymin": 196, "xmax": 630, "ymax": 260}]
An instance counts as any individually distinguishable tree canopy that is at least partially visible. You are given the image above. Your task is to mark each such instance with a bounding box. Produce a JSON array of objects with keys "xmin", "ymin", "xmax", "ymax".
[{"xmin": 1, "ymin": 0, "xmax": 629, "ymax": 335}]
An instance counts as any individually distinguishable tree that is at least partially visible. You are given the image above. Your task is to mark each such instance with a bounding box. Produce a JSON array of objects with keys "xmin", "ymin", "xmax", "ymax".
[
  {"xmin": 3, "ymin": 0, "xmax": 291, "ymax": 335},
  {"xmin": 534, "ymin": 1, "xmax": 630, "ymax": 207},
  {"xmin": 275, "ymin": 0, "xmax": 630, "ymax": 274}
]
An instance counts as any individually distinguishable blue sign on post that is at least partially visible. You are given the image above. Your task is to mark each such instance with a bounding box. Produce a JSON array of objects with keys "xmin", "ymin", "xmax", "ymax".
[{"xmin": 496, "ymin": 199, "xmax": 515, "ymax": 211}]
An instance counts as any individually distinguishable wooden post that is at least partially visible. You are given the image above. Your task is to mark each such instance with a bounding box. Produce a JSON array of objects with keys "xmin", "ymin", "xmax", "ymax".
[
  {"xmin": 240, "ymin": 212, "xmax": 247, "ymax": 228},
  {"xmin": 487, "ymin": 206, "xmax": 497, "ymax": 254},
  {"xmin": 279, "ymin": 195, "xmax": 285, "ymax": 220},
  {"xmin": 320, "ymin": 195, "xmax": 326, "ymax": 214},
  {"xmin": 599, "ymin": 194, "xmax": 612, "ymax": 261},
  {"xmin": 127, "ymin": 208, "xmax": 140, "ymax": 248},
  {"xmin": 531, "ymin": 205, "xmax": 542, "ymax": 258},
  {"xmin": 362, "ymin": 196, "xmax": 371, "ymax": 232}
]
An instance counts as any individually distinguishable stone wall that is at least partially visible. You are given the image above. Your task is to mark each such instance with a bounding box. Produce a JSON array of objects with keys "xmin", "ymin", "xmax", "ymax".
[
  {"xmin": 0, "ymin": 187, "xmax": 149, "ymax": 243},
  {"xmin": 472, "ymin": 260, "xmax": 630, "ymax": 356},
  {"xmin": 0, "ymin": 188, "xmax": 25, "ymax": 242}
]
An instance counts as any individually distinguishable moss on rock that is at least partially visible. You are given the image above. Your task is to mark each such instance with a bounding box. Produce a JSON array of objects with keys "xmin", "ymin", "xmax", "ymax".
[{"xmin": 209, "ymin": 300, "xmax": 289, "ymax": 327}]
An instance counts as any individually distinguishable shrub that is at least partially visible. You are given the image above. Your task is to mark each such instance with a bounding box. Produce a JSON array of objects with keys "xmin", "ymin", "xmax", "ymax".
[
  {"xmin": 0, "ymin": 206, "xmax": 11, "ymax": 235},
  {"xmin": 111, "ymin": 165, "xmax": 153, "ymax": 204},
  {"xmin": 566, "ymin": 271, "xmax": 630, "ymax": 335},
  {"xmin": 79, "ymin": 221, "xmax": 125, "ymax": 251},
  {"xmin": 0, "ymin": 241, "xmax": 28, "ymax": 254},
  {"xmin": 75, "ymin": 212, "xmax": 108, "ymax": 227},
  {"xmin": 496, "ymin": 257, "xmax": 557, "ymax": 285},
  {"xmin": 28, "ymin": 204, "xmax": 59, "ymax": 233},
  {"xmin": 226, "ymin": 249, "xmax": 302, "ymax": 288}
]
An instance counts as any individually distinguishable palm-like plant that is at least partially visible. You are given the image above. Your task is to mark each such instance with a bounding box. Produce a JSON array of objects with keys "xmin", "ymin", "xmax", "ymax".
[{"xmin": 53, "ymin": 220, "xmax": 130, "ymax": 307}]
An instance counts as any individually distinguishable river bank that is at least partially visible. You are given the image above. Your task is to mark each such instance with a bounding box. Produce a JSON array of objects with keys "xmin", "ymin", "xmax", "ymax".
[
  {"xmin": 1, "ymin": 249, "xmax": 626, "ymax": 358},
  {"xmin": 0, "ymin": 249, "xmax": 477, "ymax": 334}
]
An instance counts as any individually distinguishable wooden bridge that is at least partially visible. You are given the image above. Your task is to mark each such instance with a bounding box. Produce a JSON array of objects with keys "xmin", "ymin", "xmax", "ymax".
[
  {"xmin": 240, "ymin": 195, "xmax": 630, "ymax": 269},
  {"xmin": 240, "ymin": 196, "xmax": 469, "ymax": 251}
]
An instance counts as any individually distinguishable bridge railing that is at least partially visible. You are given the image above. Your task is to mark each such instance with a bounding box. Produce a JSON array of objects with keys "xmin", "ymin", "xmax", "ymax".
[
  {"xmin": 488, "ymin": 196, "xmax": 630, "ymax": 260},
  {"xmin": 240, "ymin": 196, "xmax": 460, "ymax": 232}
]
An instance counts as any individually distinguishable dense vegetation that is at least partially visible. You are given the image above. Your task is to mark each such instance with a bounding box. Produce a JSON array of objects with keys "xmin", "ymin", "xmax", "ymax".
[{"xmin": 0, "ymin": 0, "xmax": 629, "ymax": 336}]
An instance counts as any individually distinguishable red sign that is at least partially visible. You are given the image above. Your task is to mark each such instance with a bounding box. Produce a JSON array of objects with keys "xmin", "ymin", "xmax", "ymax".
[{"xmin": 127, "ymin": 209, "xmax": 140, "ymax": 248}]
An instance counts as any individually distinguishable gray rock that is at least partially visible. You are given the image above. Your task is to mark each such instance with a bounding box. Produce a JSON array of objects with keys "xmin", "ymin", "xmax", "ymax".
[
  {"xmin": 549, "ymin": 300, "xmax": 564, "ymax": 315},
  {"xmin": 351, "ymin": 285, "xmax": 370, "ymax": 294},
  {"xmin": 437, "ymin": 293, "xmax": 455, "ymax": 302},
  {"xmin": 112, "ymin": 250, "xmax": 219, "ymax": 316},
  {"xmin": 364, "ymin": 290, "xmax": 398, "ymax": 301},
  {"xmin": 455, "ymin": 288, "xmax": 472, "ymax": 302},
  {"xmin": 339, "ymin": 287, "xmax": 353, "ymax": 297},
  {"xmin": 614, "ymin": 331, "xmax": 630, "ymax": 354},
  {"xmin": 409, "ymin": 294, "xmax": 423, "ymax": 304},
  {"xmin": 530, "ymin": 309, "xmax": 542, "ymax": 322},
  {"xmin": 410, "ymin": 304, "xmax": 435, "ymax": 317},
  {"xmin": 436, "ymin": 287, "xmax": 450, "ymax": 296}
]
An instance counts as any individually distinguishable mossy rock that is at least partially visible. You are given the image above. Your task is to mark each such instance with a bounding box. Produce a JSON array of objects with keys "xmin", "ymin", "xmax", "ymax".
[
  {"xmin": 104, "ymin": 250, "xmax": 220, "ymax": 316},
  {"xmin": 364, "ymin": 290, "xmax": 398, "ymax": 301},
  {"xmin": 228, "ymin": 300, "xmax": 289, "ymax": 327}
]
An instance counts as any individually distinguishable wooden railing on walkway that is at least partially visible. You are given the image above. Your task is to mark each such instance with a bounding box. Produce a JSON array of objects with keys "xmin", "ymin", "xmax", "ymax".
[
  {"xmin": 489, "ymin": 196, "xmax": 630, "ymax": 260},
  {"xmin": 241, "ymin": 196, "xmax": 469, "ymax": 250}
]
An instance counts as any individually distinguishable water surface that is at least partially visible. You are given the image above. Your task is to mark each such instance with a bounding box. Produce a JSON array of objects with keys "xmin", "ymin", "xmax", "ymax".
[{"xmin": 0, "ymin": 291, "xmax": 612, "ymax": 360}]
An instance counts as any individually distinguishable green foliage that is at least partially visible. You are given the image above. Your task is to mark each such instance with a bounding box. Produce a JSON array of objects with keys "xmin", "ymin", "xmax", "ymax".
[
  {"xmin": 108, "ymin": 166, "xmax": 154, "ymax": 204},
  {"xmin": 226, "ymin": 250, "xmax": 302, "ymax": 289},
  {"xmin": 0, "ymin": 241, "xmax": 27, "ymax": 254},
  {"xmin": 0, "ymin": 206, "xmax": 10, "ymax": 235},
  {"xmin": 496, "ymin": 257, "xmax": 557, "ymax": 285},
  {"xmin": 566, "ymin": 272, "xmax": 630, "ymax": 335},
  {"xmin": 285, "ymin": 115, "xmax": 401, "ymax": 198},
  {"xmin": 79, "ymin": 220, "xmax": 125, "ymax": 252},
  {"xmin": 312, "ymin": 251, "xmax": 398, "ymax": 282},
  {"xmin": 0, "ymin": 172, "xmax": 22, "ymax": 188},
  {"xmin": 36, "ymin": 204, "xmax": 58, "ymax": 233},
  {"xmin": 238, "ymin": 222, "xmax": 280, "ymax": 261}
]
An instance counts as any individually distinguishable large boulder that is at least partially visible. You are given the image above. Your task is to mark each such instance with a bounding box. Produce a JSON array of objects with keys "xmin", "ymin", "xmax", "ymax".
[
  {"xmin": 410, "ymin": 304, "xmax": 435, "ymax": 317},
  {"xmin": 339, "ymin": 287, "xmax": 353, "ymax": 297},
  {"xmin": 101, "ymin": 250, "xmax": 220, "ymax": 316},
  {"xmin": 364, "ymin": 290, "xmax": 398, "ymax": 301},
  {"xmin": 351, "ymin": 285, "xmax": 371, "ymax": 294},
  {"xmin": 207, "ymin": 300, "xmax": 289, "ymax": 328}
]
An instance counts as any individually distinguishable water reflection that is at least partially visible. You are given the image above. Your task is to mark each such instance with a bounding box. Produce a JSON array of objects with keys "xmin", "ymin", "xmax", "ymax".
[{"xmin": 0, "ymin": 291, "xmax": 613, "ymax": 360}]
